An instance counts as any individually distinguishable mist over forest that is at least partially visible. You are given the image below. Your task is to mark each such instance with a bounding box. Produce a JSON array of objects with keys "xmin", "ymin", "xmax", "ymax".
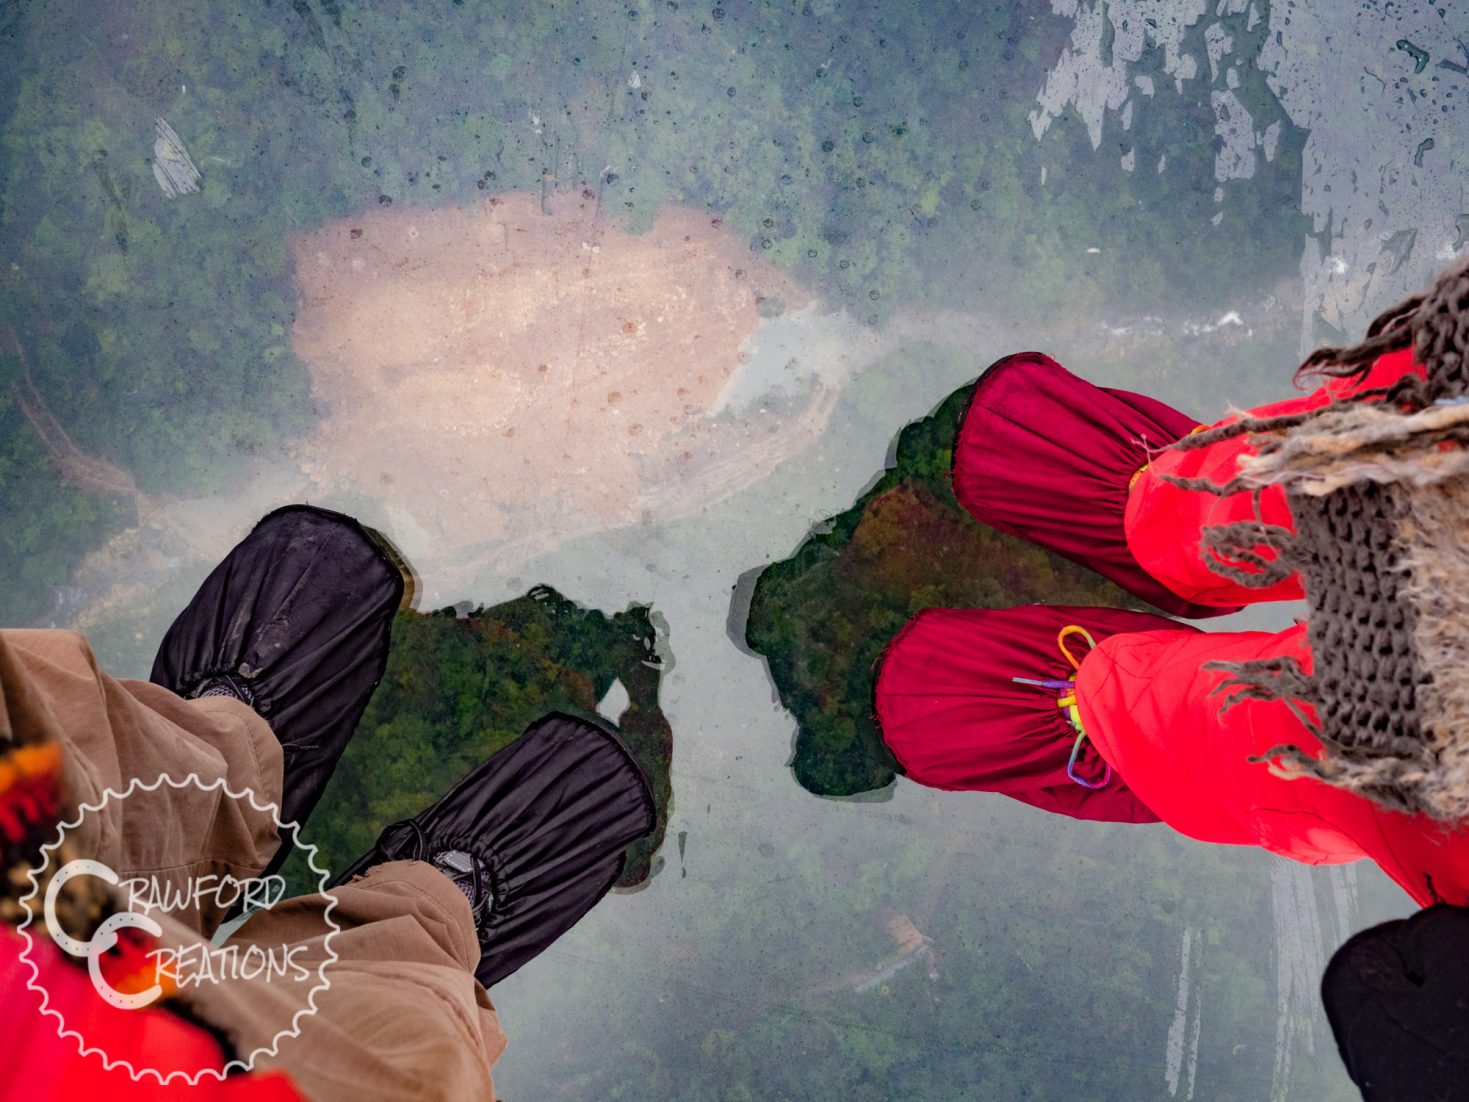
[{"xmin": 2, "ymin": 1, "xmax": 1451, "ymax": 1098}]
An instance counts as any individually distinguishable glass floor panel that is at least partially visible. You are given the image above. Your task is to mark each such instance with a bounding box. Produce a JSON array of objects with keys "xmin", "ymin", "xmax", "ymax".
[{"xmin": 1, "ymin": 2, "xmax": 1462, "ymax": 1097}]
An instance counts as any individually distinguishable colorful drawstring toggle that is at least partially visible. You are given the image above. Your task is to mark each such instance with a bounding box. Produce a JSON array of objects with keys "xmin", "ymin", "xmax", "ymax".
[{"xmin": 1011, "ymin": 625, "xmax": 1112, "ymax": 789}]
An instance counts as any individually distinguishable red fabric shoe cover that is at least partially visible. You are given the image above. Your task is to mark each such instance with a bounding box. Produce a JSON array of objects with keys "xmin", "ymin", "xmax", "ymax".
[
  {"xmin": 952, "ymin": 352, "xmax": 1237, "ymax": 619},
  {"xmin": 874, "ymin": 604, "xmax": 1187, "ymax": 822}
]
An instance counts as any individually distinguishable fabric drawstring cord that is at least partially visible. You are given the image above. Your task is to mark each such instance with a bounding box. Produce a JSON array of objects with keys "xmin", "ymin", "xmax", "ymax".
[
  {"xmin": 1011, "ymin": 625, "xmax": 1112, "ymax": 789},
  {"xmin": 1056, "ymin": 625, "xmax": 1096, "ymax": 671},
  {"xmin": 1066, "ymin": 732, "xmax": 1107, "ymax": 789}
]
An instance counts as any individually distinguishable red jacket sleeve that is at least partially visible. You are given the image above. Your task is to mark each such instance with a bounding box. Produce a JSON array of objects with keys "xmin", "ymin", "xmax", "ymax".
[{"xmin": 1123, "ymin": 348, "xmax": 1423, "ymax": 607}]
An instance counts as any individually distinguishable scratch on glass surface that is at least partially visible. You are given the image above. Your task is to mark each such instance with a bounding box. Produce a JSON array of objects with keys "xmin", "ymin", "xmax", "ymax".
[{"xmin": 152, "ymin": 117, "xmax": 201, "ymax": 199}]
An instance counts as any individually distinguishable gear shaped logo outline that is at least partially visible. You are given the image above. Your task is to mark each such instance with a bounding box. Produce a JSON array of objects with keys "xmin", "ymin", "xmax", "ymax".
[{"xmin": 14, "ymin": 772, "xmax": 340, "ymax": 1086}]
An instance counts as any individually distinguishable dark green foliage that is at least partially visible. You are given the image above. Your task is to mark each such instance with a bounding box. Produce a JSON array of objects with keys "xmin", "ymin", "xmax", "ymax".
[
  {"xmin": 746, "ymin": 377, "xmax": 1145, "ymax": 797},
  {"xmin": 0, "ymin": 377, "xmax": 132, "ymax": 626},
  {"xmin": 282, "ymin": 585, "xmax": 672, "ymax": 892},
  {"xmin": 502, "ymin": 791, "xmax": 1368, "ymax": 1101},
  {"xmin": 0, "ymin": 10, "xmax": 1364, "ymax": 1095},
  {"xmin": 0, "ymin": 4, "xmax": 1310, "ymax": 628},
  {"xmin": 0, "ymin": 1, "xmax": 1307, "ymax": 629}
]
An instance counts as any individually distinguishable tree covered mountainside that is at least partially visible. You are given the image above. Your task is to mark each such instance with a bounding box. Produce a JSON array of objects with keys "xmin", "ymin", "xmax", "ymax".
[
  {"xmin": 496, "ymin": 764, "xmax": 1371, "ymax": 1101},
  {"xmin": 0, "ymin": 0, "xmax": 1305, "ymax": 625},
  {"xmin": 282, "ymin": 585, "xmax": 672, "ymax": 892},
  {"xmin": 745, "ymin": 371, "xmax": 1147, "ymax": 796}
]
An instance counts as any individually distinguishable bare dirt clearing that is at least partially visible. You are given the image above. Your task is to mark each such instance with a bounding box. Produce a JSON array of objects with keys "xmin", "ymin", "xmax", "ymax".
[{"xmin": 290, "ymin": 192, "xmax": 826, "ymax": 563}]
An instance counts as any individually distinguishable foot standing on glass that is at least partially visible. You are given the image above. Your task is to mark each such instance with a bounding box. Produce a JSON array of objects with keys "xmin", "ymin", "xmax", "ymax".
[{"xmin": 0, "ymin": 505, "xmax": 654, "ymax": 1100}]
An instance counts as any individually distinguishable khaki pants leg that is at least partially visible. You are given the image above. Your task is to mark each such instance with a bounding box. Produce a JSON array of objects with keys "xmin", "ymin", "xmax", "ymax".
[
  {"xmin": 1, "ymin": 630, "xmax": 506, "ymax": 1101},
  {"xmin": 200, "ymin": 861, "xmax": 507, "ymax": 1100},
  {"xmin": 4, "ymin": 629, "xmax": 284, "ymax": 935}
]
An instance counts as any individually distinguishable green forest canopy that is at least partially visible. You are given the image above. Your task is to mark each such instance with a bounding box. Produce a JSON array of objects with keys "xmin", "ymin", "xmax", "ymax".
[
  {"xmin": 0, "ymin": 0, "xmax": 1305, "ymax": 624},
  {"xmin": 745, "ymin": 360, "xmax": 1147, "ymax": 797},
  {"xmin": 283, "ymin": 585, "xmax": 673, "ymax": 893}
]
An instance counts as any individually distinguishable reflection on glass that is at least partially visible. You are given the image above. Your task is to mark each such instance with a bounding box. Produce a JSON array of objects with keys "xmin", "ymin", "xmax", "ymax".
[
  {"xmin": 2, "ymin": 0, "xmax": 1462, "ymax": 1097},
  {"xmin": 285, "ymin": 585, "xmax": 673, "ymax": 894}
]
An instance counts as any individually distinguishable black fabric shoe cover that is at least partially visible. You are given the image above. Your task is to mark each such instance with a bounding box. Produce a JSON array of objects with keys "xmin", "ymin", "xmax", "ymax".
[
  {"xmin": 332, "ymin": 712, "xmax": 656, "ymax": 988},
  {"xmin": 151, "ymin": 504, "xmax": 405, "ymax": 836},
  {"xmin": 1322, "ymin": 903, "xmax": 1469, "ymax": 1102}
]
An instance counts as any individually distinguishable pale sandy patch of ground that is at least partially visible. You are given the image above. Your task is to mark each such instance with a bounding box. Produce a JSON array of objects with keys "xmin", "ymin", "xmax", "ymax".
[
  {"xmin": 37, "ymin": 284, "xmax": 1301, "ymax": 628},
  {"xmin": 289, "ymin": 191, "xmax": 826, "ymax": 564}
]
